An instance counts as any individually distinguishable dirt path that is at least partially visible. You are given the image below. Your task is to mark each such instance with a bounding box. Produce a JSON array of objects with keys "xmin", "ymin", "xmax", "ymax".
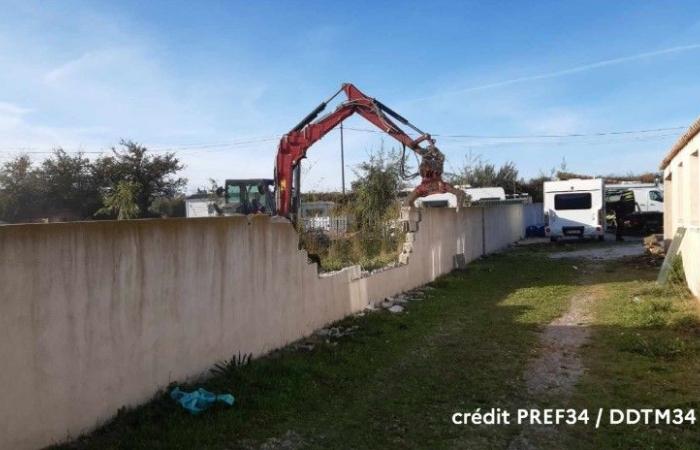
[
  {"xmin": 509, "ymin": 265, "xmax": 604, "ymax": 449},
  {"xmin": 524, "ymin": 283, "xmax": 602, "ymax": 396}
]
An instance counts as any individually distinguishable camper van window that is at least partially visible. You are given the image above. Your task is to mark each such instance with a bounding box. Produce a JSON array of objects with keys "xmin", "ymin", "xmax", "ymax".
[
  {"xmin": 554, "ymin": 193, "xmax": 592, "ymax": 210},
  {"xmin": 649, "ymin": 190, "xmax": 663, "ymax": 202}
]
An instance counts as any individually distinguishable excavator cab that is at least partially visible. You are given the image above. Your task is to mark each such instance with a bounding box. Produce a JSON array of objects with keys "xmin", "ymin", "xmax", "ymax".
[{"xmin": 214, "ymin": 179, "xmax": 276, "ymax": 215}]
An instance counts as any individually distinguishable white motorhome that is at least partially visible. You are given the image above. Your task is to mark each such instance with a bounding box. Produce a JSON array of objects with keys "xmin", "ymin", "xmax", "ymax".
[
  {"xmin": 412, "ymin": 186, "xmax": 506, "ymax": 208},
  {"xmin": 463, "ymin": 186, "xmax": 506, "ymax": 201},
  {"xmin": 544, "ymin": 178, "xmax": 605, "ymax": 241},
  {"xmin": 605, "ymin": 183, "xmax": 663, "ymax": 213}
]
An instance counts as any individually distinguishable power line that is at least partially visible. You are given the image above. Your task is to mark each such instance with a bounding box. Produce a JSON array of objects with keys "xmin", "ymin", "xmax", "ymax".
[
  {"xmin": 148, "ymin": 136, "xmax": 280, "ymax": 151},
  {"xmin": 153, "ymin": 124, "xmax": 686, "ymax": 155},
  {"xmin": 0, "ymin": 149, "xmax": 107, "ymax": 154},
  {"xmin": 0, "ymin": 124, "xmax": 686, "ymax": 156},
  {"xmin": 436, "ymin": 132, "xmax": 681, "ymax": 148},
  {"xmin": 0, "ymin": 135, "xmax": 281, "ymax": 155},
  {"xmin": 341, "ymin": 125, "xmax": 687, "ymax": 139}
]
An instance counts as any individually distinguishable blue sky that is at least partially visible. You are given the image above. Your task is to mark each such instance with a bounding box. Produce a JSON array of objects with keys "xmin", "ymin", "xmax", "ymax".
[{"xmin": 1, "ymin": 1, "xmax": 699, "ymax": 192}]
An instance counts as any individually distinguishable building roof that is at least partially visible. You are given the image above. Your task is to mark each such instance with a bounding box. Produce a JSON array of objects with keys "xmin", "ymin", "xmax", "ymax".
[
  {"xmin": 186, "ymin": 193, "xmax": 209, "ymax": 200},
  {"xmin": 661, "ymin": 116, "xmax": 700, "ymax": 169}
]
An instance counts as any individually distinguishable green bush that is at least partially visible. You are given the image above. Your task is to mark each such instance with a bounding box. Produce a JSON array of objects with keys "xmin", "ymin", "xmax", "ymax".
[{"xmin": 299, "ymin": 146, "xmax": 407, "ymax": 273}]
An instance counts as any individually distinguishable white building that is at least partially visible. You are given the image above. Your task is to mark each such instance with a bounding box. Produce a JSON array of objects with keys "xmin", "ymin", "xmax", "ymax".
[
  {"xmin": 661, "ymin": 117, "xmax": 700, "ymax": 297},
  {"xmin": 185, "ymin": 193, "xmax": 211, "ymax": 218}
]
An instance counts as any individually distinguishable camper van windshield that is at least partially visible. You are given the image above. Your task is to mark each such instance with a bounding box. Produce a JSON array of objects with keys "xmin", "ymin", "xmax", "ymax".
[{"xmin": 554, "ymin": 193, "xmax": 592, "ymax": 210}]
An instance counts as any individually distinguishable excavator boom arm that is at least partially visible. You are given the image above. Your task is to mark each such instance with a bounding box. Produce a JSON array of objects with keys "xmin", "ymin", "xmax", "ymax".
[{"xmin": 275, "ymin": 83, "xmax": 463, "ymax": 218}]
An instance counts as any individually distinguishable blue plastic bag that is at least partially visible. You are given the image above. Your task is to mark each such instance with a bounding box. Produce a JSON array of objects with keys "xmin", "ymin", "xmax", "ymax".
[
  {"xmin": 170, "ymin": 387, "xmax": 235, "ymax": 415},
  {"xmin": 526, "ymin": 224, "xmax": 547, "ymax": 237}
]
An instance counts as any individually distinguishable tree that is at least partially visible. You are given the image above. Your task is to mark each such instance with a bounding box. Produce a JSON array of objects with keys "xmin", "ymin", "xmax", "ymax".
[
  {"xmin": 451, "ymin": 153, "xmax": 519, "ymax": 193},
  {"xmin": 0, "ymin": 152, "xmax": 104, "ymax": 222},
  {"xmin": 495, "ymin": 161, "xmax": 519, "ymax": 193},
  {"xmin": 149, "ymin": 196, "xmax": 186, "ymax": 218},
  {"xmin": 0, "ymin": 141, "xmax": 186, "ymax": 223},
  {"xmin": 0, "ymin": 155, "xmax": 42, "ymax": 222},
  {"xmin": 349, "ymin": 146, "xmax": 404, "ymax": 232},
  {"xmin": 450, "ymin": 152, "xmax": 488, "ymax": 186},
  {"xmin": 97, "ymin": 181, "xmax": 140, "ymax": 220},
  {"xmin": 520, "ymin": 174, "xmax": 550, "ymax": 203},
  {"xmin": 39, "ymin": 150, "xmax": 102, "ymax": 219},
  {"xmin": 470, "ymin": 163, "xmax": 497, "ymax": 187},
  {"xmin": 92, "ymin": 140, "xmax": 186, "ymax": 218}
]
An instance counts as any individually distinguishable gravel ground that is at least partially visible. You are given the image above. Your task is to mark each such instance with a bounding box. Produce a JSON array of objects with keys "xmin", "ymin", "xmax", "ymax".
[{"xmin": 548, "ymin": 242, "xmax": 644, "ymax": 260}]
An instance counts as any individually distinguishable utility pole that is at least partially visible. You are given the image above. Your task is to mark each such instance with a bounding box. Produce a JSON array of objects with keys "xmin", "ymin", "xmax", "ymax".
[{"xmin": 340, "ymin": 122, "xmax": 346, "ymax": 195}]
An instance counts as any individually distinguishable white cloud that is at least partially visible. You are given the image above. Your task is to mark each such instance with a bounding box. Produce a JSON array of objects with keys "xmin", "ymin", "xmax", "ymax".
[
  {"xmin": 0, "ymin": 7, "xmax": 273, "ymax": 183},
  {"xmin": 410, "ymin": 44, "xmax": 700, "ymax": 102},
  {"xmin": 0, "ymin": 3, "xmax": 692, "ymax": 189},
  {"xmin": 0, "ymin": 102, "xmax": 32, "ymax": 116}
]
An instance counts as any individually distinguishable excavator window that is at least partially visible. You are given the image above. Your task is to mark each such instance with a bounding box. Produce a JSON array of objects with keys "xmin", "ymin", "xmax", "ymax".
[
  {"xmin": 221, "ymin": 180, "xmax": 275, "ymax": 215},
  {"xmin": 226, "ymin": 184, "xmax": 244, "ymax": 213},
  {"xmin": 248, "ymin": 184, "xmax": 272, "ymax": 214}
]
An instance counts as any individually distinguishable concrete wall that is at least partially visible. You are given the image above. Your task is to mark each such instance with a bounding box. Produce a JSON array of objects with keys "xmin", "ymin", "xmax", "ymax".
[
  {"xmin": 663, "ymin": 131, "xmax": 700, "ymax": 297},
  {"xmin": 0, "ymin": 205, "xmax": 524, "ymax": 450},
  {"xmin": 523, "ymin": 202, "xmax": 544, "ymax": 231}
]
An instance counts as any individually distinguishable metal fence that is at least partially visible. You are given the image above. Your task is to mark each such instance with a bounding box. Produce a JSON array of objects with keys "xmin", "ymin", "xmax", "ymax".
[{"xmin": 301, "ymin": 216, "xmax": 349, "ymax": 234}]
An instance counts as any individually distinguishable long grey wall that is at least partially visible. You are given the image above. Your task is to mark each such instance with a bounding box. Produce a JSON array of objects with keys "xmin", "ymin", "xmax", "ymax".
[
  {"xmin": 0, "ymin": 204, "xmax": 524, "ymax": 450},
  {"xmin": 523, "ymin": 202, "xmax": 544, "ymax": 231}
]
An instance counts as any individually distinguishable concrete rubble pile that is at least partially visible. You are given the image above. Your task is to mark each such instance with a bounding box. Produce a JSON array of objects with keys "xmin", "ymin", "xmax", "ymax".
[
  {"xmin": 292, "ymin": 285, "xmax": 435, "ymax": 352},
  {"xmin": 374, "ymin": 286, "xmax": 435, "ymax": 314},
  {"xmin": 643, "ymin": 233, "xmax": 666, "ymax": 256}
]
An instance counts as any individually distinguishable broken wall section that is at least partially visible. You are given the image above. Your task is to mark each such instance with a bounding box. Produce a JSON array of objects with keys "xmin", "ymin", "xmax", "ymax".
[{"xmin": 0, "ymin": 204, "xmax": 524, "ymax": 450}]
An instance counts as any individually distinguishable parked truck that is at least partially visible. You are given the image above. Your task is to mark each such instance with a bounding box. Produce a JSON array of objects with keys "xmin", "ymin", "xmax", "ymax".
[
  {"xmin": 606, "ymin": 183, "xmax": 663, "ymax": 213},
  {"xmin": 605, "ymin": 183, "xmax": 663, "ymax": 234}
]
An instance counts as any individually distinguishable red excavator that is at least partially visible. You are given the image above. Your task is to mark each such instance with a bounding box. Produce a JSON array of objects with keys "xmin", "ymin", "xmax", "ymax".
[{"xmin": 215, "ymin": 83, "xmax": 464, "ymax": 220}]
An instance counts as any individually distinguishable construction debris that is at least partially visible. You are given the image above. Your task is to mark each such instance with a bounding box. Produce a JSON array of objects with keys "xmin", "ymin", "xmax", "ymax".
[
  {"xmin": 293, "ymin": 287, "xmax": 433, "ymax": 354},
  {"xmin": 315, "ymin": 325, "xmax": 359, "ymax": 340},
  {"xmin": 644, "ymin": 233, "xmax": 666, "ymax": 256},
  {"xmin": 293, "ymin": 342, "xmax": 316, "ymax": 352},
  {"xmin": 392, "ymin": 294, "xmax": 409, "ymax": 304},
  {"xmin": 374, "ymin": 288, "xmax": 431, "ymax": 313}
]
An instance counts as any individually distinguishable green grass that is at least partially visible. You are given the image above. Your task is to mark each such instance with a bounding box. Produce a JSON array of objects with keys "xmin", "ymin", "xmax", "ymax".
[
  {"xmin": 55, "ymin": 250, "xmax": 576, "ymax": 450},
  {"xmin": 564, "ymin": 262, "xmax": 700, "ymax": 449},
  {"xmin": 53, "ymin": 247, "xmax": 700, "ymax": 450}
]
